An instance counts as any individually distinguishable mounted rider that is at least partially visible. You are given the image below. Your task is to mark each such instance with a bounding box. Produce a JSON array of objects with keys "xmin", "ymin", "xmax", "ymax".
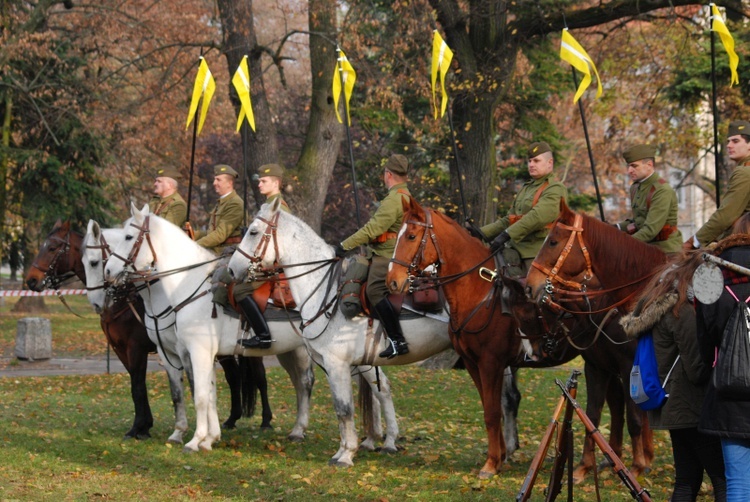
[
  {"xmin": 335, "ymin": 154, "xmax": 411, "ymax": 359},
  {"xmin": 148, "ymin": 167, "xmax": 187, "ymax": 228},
  {"xmin": 477, "ymin": 141, "xmax": 567, "ymax": 278},
  {"xmin": 614, "ymin": 144, "xmax": 682, "ymax": 254},
  {"xmin": 238, "ymin": 163, "xmax": 290, "ymax": 350},
  {"xmin": 194, "ymin": 164, "xmax": 244, "ymax": 254}
]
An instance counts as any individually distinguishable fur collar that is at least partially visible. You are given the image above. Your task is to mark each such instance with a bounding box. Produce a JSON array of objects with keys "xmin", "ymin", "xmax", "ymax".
[
  {"xmin": 620, "ymin": 293, "xmax": 678, "ymax": 340},
  {"xmin": 712, "ymin": 234, "xmax": 750, "ymax": 256}
]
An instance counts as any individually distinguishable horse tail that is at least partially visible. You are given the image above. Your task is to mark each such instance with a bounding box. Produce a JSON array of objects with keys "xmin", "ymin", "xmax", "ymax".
[
  {"xmin": 239, "ymin": 356, "xmax": 259, "ymax": 418},
  {"xmin": 358, "ymin": 372, "xmax": 376, "ymax": 441}
]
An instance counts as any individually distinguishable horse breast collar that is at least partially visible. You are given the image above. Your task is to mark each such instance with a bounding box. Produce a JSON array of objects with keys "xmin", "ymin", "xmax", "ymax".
[{"xmin": 390, "ymin": 209, "xmax": 443, "ymax": 289}]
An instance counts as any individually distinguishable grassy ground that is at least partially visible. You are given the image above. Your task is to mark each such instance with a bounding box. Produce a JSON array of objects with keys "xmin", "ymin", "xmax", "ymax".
[{"xmin": 0, "ymin": 294, "xmax": 718, "ymax": 500}]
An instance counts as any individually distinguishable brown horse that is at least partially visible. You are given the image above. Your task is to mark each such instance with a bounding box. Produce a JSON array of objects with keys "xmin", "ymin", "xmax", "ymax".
[
  {"xmin": 523, "ymin": 200, "xmax": 666, "ymax": 480},
  {"xmin": 25, "ymin": 220, "xmax": 271, "ymax": 439},
  {"xmin": 387, "ymin": 198, "xmax": 523, "ymax": 478}
]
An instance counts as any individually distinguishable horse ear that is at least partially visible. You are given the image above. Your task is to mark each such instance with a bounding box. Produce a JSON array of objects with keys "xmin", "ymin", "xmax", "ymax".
[
  {"xmin": 560, "ymin": 198, "xmax": 573, "ymax": 219},
  {"xmin": 270, "ymin": 196, "xmax": 281, "ymax": 213},
  {"xmin": 87, "ymin": 219, "xmax": 100, "ymax": 241},
  {"xmin": 141, "ymin": 203, "xmax": 150, "ymax": 215},
  {"xmin": 130, "ymin": 201, "xmax": 139, "ymax": 217}
]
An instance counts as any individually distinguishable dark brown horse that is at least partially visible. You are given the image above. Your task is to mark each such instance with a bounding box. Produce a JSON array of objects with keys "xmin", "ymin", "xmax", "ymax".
[
  {"xmin": 25, "ymin": 220, "xmax": 271, "ymax": 440},
  {"xmin": 387, "ymin": 198, "xmax": 524, "ymax": 478},
  {"xmin": 522, "ymin": 200, "xmax": 666, "ymax": 480}
]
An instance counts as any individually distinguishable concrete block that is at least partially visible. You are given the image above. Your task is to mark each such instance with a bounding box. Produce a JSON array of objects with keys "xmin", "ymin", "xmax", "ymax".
[{"xmin": 15, "ymin": 317, "xmax": 52, "ymax": 360}]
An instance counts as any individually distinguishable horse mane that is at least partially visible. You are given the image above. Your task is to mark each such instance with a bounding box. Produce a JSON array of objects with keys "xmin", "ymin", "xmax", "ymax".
[{"xmin": 577, "ymin": 212, "xmax": 666, "ymax": 282}]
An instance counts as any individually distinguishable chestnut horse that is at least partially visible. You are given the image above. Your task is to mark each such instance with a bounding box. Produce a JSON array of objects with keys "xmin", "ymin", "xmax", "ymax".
[
  {"xmin": 25, "ymin": 220, "xmax": 271, "ymax": 439},
  {"xmin": 523, "ymin": 200, "xmax": 666, "ymax": 480},
  {"xmin": 387, "ymin": 198, "xmax": 523, "ymax": 479}
]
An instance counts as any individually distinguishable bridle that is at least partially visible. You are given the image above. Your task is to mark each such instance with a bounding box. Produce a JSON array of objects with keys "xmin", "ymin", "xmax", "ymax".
[
  {"xmin": 389, "ymin": 209, "xmax": 444, "ymax": 292},
  {"xmin": 109, "ymin": 215, "xmax": 158, "ymax": 277},
  {"xmin": 233, "ymin": 212, "xmax": 283, "ymax": 279},
  {"xmin": 30, "ymin": 227, "xmax": 78, "ymax": 289}
]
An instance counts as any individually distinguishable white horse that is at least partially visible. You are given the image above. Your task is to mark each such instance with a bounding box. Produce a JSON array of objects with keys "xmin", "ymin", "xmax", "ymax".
[
  {"xmin": 225, "ymin": 198, "xmax": 467, "ymax": 467},
  {"xmin": 83, "ymin": 220, "xmax": 191, "ymax": 444},
  {"xmin": 103, "ymin": 204, "xmax": 386, "ymax": 454}
]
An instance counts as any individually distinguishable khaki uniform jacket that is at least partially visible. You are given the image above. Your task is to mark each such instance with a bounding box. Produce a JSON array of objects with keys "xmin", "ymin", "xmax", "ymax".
[
  {"xmin": 341, "ymin": 183, "xmax": 410, "ymax": 259},
  {"xmin": 696, "ymin": 158, "xmax": 750, "ymax": 246},
  {"xmin": 617, "ymin": 173, "xmax": 683, "ymax": 253},
  {"xmin": 480, "ymin": 174, "xmax": 567, "ymax": 259},
  {"xmin": 196, "ymin": 190, "xmax": 244, "ymax": 254},
  {"xmin": 148, "ymin": 193, "xmax": 187, "ymax": 228}
]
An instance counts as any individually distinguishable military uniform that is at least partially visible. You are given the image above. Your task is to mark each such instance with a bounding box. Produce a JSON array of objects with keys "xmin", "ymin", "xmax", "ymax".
[
  {"xmin": 196, "ymin": 190, "xmax": 244, "ymax": 254},
  {"xmin": 149, "ymin": 193, "xmax": 187, "ymax": 228},
  {"xmin": 695, "ymin": 158, "xmax": 750, "ymax": 246},
  {"xmin": 481, "ymin": 173, "xmax": 567, "ymax": 261},
  {"xmin": 617, "ymin": 172, "xmax": 683, "ymax": 253}
]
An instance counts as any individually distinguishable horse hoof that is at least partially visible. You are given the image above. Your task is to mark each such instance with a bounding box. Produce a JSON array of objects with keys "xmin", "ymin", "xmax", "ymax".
[
  {"xmin": 182, "ymin": 446, "xmax": 197, "ymax": 454},
  {"xmin": 221, "ymin": 422, "xmax": 237, "ymax": 430},
  {"xmin": 134, "ymin": 433, "xmax": 152, "ymax": 441},
  {"xmin": 166, "ymin": 437, "xmax": 183, "ymax": 446},
  {"xmin": 328, "ymin": 459, "xmax": 352, "ymax": 468},
  {"xmin": 287, "ymin": 434, "xmax": 305, "ymax": 443},
  {"xmin": 572, "ymin": 467, "xmax": 588, "ymax": 485},
  {"xmin": 380, "ymin": 446, "xmax": 398, "ymax": 455},
  {"xmin": 260, "ymin": 424, "xmax": 274, "ymax": 431},
  {"xmin": 477, "ymin": 470, "xmax": 496, "ymax": 480}
]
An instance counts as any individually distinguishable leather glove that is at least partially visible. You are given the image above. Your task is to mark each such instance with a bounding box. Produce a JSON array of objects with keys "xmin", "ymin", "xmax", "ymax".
[
  {"xmin": 490, "ymin": 231, "xmax": 511, "ymax": 253},
  {"xmin": 333, "ymin": 243, "xmax": 347, "ymax": 258}
]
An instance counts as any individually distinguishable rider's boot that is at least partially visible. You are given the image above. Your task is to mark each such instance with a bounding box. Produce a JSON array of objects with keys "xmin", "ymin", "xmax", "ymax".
[
  {"xmin": 237, "ymin": 297, "xmax": 272, "ymax": 349},
  {"xmin": 376, "ymin": 298, "xmax": 409, "ymax": 359}
]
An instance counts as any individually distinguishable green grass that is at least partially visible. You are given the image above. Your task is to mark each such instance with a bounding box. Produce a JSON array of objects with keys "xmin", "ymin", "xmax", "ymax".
[{"xmin": 0, "ymin": 295, "xmax": 719, "ymax": 500}]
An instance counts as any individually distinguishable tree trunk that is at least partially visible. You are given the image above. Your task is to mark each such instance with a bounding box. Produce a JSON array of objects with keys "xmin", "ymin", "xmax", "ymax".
[
  {"xmin": 216, "ymin": 0, "xmax": 279, "ymax": 181},
  {"xmin": 294, "ymin": 0, "xmax": 345, "ymax": 232}
]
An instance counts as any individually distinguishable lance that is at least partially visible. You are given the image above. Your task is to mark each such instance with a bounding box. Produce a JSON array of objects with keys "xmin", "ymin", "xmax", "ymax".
[
  {"xmin": 570, "ymin": 67, "xmax": 605, "ymax": 222},
  {"xmin": 336, "ymin": 46, "xmax": 362, "ymax": 227},
  {"xmin": 446, "ymin": 104, "xmax": 469, "ymax": 223},
  {"xmin": 710, "ymin": 18, "xmax": 722, "ymax": 207},
  {"xmin": 186, "ymin": 90, "xmax": 200, "ymax": 224}
]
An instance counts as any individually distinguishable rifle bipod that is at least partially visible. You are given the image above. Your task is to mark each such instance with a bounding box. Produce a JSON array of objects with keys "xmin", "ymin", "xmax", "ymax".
[{"xmin": 516, "ymin": 370, "xmax": 652, "ymax": 502}]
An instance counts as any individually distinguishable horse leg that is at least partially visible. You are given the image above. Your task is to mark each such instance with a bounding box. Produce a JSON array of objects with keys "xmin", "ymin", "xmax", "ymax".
[
  {"xmin": 183, "ymin": 340, "xmax": 220, "ymax": 452},
  {"xmin": 236, "ymin": 356, "xmax": 273, "ymax": 430},
  {"xmin": 502, "ymin": 366, "xmax": 521, "ymax": 458},
  {"xmin": 477, "ymin": 360, "xmax": 508, "ymax": 479},
  {"xmin": 157, "ymin": 347, "xmax": 189, "ymax": 445},
  {"xmin": 358, "ymin": 367, "xmax": 399, "ymax": 454},
  {"xmin": 250, "ymin": 357, "xmax": 274, "ymax": 429},
  {"xmin": 573, "ymin": 362, "xmax": 609, "ymax": 484},
  {"xmin": 624, "ymin": 391, "xmax": 651, "ymax": 477},
  {"xmin": 276, "ymin": 347, "xmax": 315, "ymax": 442},
  {"xmin": 218, "ymin": 356, "xmax": 243, "ymax": 429},
  {"xmin": 602, "ymin": 376, "xmax": 625, "ymax": 468},
  {"xmin": 321, "ymin": 358, "xmax": 359, "ymax": 467}
]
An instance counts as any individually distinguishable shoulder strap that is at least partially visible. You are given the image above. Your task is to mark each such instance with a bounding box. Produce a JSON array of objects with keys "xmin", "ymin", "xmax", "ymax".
[
  {"xmin": 645, "ymin": 182, "xmax": 659, "ymax": 210},
  {"xmin": 532, "ymin": 180, "xmax": 549, "ymax": 207}
]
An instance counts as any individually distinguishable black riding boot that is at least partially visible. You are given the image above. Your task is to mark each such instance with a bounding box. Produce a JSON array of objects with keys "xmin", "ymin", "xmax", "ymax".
[
  {"xmin": 375, "ymin": 298, "xmax": 409, "ymax": 359},
  {"xmin": 237, "ymin": 297, "xmax": 272, "ymax": 349}
]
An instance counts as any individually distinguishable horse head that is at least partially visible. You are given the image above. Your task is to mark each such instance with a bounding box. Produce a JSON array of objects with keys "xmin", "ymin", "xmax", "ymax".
[
  {"xmin": 83, "ymin": 220, "xmax": 125, "ymax": 314},
  {"xmin": 228, "ymin": 197, "xmax": 284, "ymax": 283},
  {"xmin": 105, "ymin": 203, "xmax": 156, "ymax": 285},
  {"xmin": 26, "ymin": 219, "xmax": 84, "ymax": 291},
  {"xmin": 387, "ymin": 197, "xmax": 441, "ymax": 294}
]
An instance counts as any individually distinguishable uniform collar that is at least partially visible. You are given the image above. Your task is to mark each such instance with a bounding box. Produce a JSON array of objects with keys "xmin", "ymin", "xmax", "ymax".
[
  {"xmin": 737, "ymin": 155, "xmax": 750, "ymax": 167},
  {"xmin": 634, "ymin": 171, "xmax": 658, "ymax": 188},
  {"xmin": 389, "ymin": 182, "xmax": 408, "ymax": 192},
  {"xmin": 527, "ymin": 173, "xmax": 554, "ymax": 185}
]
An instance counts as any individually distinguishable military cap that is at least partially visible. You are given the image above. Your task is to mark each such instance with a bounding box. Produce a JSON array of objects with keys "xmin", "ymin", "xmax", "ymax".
[
  {"xmin": 384, "ymin": 154, "xmax": 409, "ymax": 176},
  {"xmin": 728, "ymin": 120, "xmax": 750, "ymax": 138},
  {"xmin": 258, "ymin": 163, "xmax": 284, "ymax": 179},
  {"xmin": 528, "ymin": 141, "xmax": 552, "ymax": 158},
  {"xmin": 213, "ymin": 164, "xmax": 238, "ymax": 179},
  {"xmin": 154, "ymin": 167, "xmax": 182, "ymax": 180},
  {"xmin": 623, "ymin": 144, "xmax": 657, "ymax": 164}
]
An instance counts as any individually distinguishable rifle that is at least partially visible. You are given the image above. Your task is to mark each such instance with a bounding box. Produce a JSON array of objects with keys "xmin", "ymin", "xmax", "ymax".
[
  {"xmin": 556, "ymin": 379, "xmax": 652, "ymax": 502},
  {"xmin": 545, "ymin": 371, "xmax": 578, "ymax": 502},
  {"xmin": 516, "ymin": 370, "xmax": 580, "ymax": 502}
]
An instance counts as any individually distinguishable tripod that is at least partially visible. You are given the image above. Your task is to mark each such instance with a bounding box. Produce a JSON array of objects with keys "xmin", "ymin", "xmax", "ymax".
[{"xmin": 516, "ymin": 370, "xmax": 651, "ymax": 502}]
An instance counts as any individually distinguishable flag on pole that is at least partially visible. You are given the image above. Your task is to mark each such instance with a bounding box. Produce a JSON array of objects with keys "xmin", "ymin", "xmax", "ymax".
[
  {"xmin": 232, "ymin": 56, "xmax": 256, "ymax": 132},
  {"xmin": 431, "ymin": 30, "xmax": 454, "ymax": 119},
  {"xmin": 332, "ymin": 48, "xmax": 356, "ymax": 125},
  {"xmin": 559, "ymin": 29, "xmax": 603, "ymax": 103},
  {"xmin": 711, "ymin": 3, "xmax": 740, "ymax": 86},
  {"xmin": 185, "ymin": 57, "xmax": 216, "ymax": 135}
]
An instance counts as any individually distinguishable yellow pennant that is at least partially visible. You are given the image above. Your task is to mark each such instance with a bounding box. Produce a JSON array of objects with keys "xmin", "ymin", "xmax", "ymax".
[
  {"xmin": 185, "ymin": 57, "xmax": 216, "ymax": 135},
  {"xmin": 232, "ymin": 56, "xmax": 256, "ymax": 132},
  {"xmin": 711, "ymin": 4, "xmax": 740, "ymax": 86},
  {"xmin": 332, "ymin": 48, "xmax": 356, "ymax": 125},
  {"xmin": 559, "ymin": 29, "xmax": 603, "ymax": 103},
  {"xmin": 431, "ymin": 30, "xmax": 454, "ymax": 119}
]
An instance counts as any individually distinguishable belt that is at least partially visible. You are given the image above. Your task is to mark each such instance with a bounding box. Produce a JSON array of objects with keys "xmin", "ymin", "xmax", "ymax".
[
  {"xmin": 655, "ymin": 224, "xmax": 677, "ymax": 242},
  {"xmin": 372, "ymin": 231, "xmax": 398, "ymax": 244}
]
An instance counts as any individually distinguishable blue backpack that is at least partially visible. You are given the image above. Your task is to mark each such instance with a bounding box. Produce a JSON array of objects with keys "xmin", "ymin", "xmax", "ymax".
[{"xmin": 630, "ymin": 330, "xmax": 680, "ymax": 411}]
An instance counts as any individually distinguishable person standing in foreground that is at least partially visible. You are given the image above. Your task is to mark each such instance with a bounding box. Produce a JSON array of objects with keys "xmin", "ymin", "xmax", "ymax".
[
  {"xmin": 477, "ymin": 141, "xmax": 567, "ymax": 278},
  {"xmin": 237, "ymin": 163, "xmax": 290, "ymax": 350},
  {"xmin": 685, "ymin": 120, "xmax": 750, "ymax": 250},
  {"xmin": 615, "ymin": 144, "xmax": 683, "ymax": 253},
  {"xmin": 195, "ymin": 164, "xmax": 244, "ymax": 255},
  {"xmin": 621, "ymin": 257, "xmax": 726, "ymax": 501},
  {"xmin": 148, "ymin": 167, "xmax": 187, "ymax": 228},
  {"xmin": 335, "ymin": 154, "xmax": 411, "ymax": 359},
  {"xmin": 696, "ymin": 228, "xmax": 750, "ymax": 502}
]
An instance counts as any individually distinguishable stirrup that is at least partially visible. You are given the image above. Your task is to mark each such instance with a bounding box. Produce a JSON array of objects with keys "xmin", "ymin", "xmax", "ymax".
[
  {"xmin": 379, "ymin": 339, "xmax": 409, "ymax": 359},
  {"xmin": 238, "ymin": 335, "xmax": 272, "ymax": 349}
]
